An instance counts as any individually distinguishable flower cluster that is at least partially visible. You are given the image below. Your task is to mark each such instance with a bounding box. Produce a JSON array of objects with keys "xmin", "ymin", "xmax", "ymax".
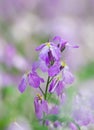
[{"xmin": 18, "ymin": 36, "xmax": 79, "ymax": 129}]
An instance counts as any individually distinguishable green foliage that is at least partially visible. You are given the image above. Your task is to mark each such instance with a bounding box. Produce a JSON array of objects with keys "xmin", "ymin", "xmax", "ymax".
[
  {"xmin": 47, "ymin": 93, "xmax": 59, "ymax": 105},
  {"xmin": 0, "ymin": 86, "xmax": 34, "ymax": 130},
  {"xmin": 32, "ymin": 121, "xmax": 48, "ymax": 130},
  {"xmin": 78, "ymin": 62, "xmax": 94, "ymax": 81}
]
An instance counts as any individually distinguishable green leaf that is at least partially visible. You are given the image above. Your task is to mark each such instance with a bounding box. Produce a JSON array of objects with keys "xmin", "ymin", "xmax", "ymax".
[{"xmin": 77, "ymin": 62, "xmax": 94, "ymax": 81}]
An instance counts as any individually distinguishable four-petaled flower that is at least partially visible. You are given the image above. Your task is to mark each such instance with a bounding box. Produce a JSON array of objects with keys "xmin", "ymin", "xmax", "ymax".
[
  {"xmin": 53, "ymin": 36, "xmax": 79, "ymax": 52},
  {"xmin": 18, "ymin": 70, "xmax": 44, "ymax": 93},
  {"xmin": 34, "ymin": 94, "xmax": 48, "ymax": 119},
  {"xmin": 36, "ymin": 42, "xmax": 61, "ymax": 68},
  {"xmin": 28, "ymin": 71, "xmax": 44, "ymax": 88}
]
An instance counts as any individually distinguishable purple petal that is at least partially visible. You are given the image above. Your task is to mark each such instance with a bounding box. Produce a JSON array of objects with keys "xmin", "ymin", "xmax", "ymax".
[
  {"xmin": 69, "ymin": 123, "xmax": 77, "ymax": 130},
  {"xmin": 54, "ymin": 121, "xmax": 61, "ymax": 128},
  {"xmin": 48, "ymin": 62, "xmax": 60, "ymax": 77},
  {"xmin": 45, "ymin": 120, "xmax": 50, "ymax": 126},
  {"xmin": 72, "ymin": 108, "xmax": 93, "ymax": 126},
  {"xmin": 36, "ymin": 44, "xmax": 45, "ymax": 51},
  {"xmin": 18, "ymin": 75, "xmax": 27, "ymax": 93},
  {"xmin": 50, "ymin": 46, "xmax": 61, "ymax": 60},
  {"xmin": 32, "ymin": 61, "xmax": 40, "ymax": 71},
  {"xmin": 63, "ymin": 66, "xmax": 74, "ymax": 84},
  {"xmin": 39, "ymin": 46, "xmax": 49, "ymax": 61},
  {"xmin": 53, "ymin": 36, "xmax": 62, "ymax": 43},
  {"xmin": 49, "ymin": 106, "xmax": 59, "ymax": 115},
  {"xmin": 41, "ymin": 100, "xmax": 48, "ymax": 114},
  {"xmin": 66, "ymin": 43, "xmax": 79, "ymax": 48},
  {"xmin": 55, "ymin": 81, "xmax": 65, "ymax": 96},
  {"xmin": 39, "ymin": 59, "xmax": 48, "ymax": 72},
  {"xmin": 28, "ymin": 72, "xmax": 44, "ymax": 88},
  {"xmin": 34, "ymin": 97, "xmax": 43, "ymax": 119},
  {"xmin": 49, "ymin": 78, "xmax": 58, "ymax": 93}
]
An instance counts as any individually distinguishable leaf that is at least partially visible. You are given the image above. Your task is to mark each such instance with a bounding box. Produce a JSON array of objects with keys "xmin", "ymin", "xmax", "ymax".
[{"xmin": 77, "ymin": 62, "xmax": 94, "ymax": 81}]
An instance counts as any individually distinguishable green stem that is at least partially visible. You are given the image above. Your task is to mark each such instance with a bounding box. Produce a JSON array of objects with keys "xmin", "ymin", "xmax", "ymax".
[
  {"xmin": 39, "ymin": 87, "xmax": 45, "ymax": 96},
  {"xmin": 49, "ymin": 77, "xmax": 54, "ymax": 83},
  {"xmin": 44, "ymin": 76, "xmax": 50, "ymax": 100}
]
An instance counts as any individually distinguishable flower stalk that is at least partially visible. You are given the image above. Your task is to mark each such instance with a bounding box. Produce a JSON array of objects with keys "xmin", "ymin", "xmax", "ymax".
[{"xmin": 18, "ymin": 36, "xmax": 80, "ymax": 129}]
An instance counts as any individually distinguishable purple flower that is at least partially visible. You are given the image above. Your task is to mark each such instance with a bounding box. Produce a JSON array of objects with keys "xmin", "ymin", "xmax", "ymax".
[
  {"xmin": 32, "ymin": 60, "xmax": 48, "ymax": 72},
  {"xmin": 72, "ymin": 108, "xmax": 93, "ymax": 126},
  {"xmin": 62, "ymin": 65, "xmax": 74, "ymax": 85},
  {"xmin": 36, "ymin": 42, "xmax": 61, "ymax": 67},
  {"xmin": 45, "ymin": 120, "xmax": 51, "ymax": 126},
  {"xmin": 49, "ymin": 105, "xmax": 59, "ymax": 115},
  {"xmin": 49, "ymin": 78, "xmax": 65, "ymax": 96},
  {"xmin": 18, "ymin": 71, "xmax": 44, "ymax": 93},
  {"xmin": 49, "ymin": 62, "xmax": 74, "ymax": 96},
  {"xmin": 69, "ymin": 122, "xmax": 77, "ymax": 130},
  {"xmin": 34, "ymin": 94, "xmax": 48, "ymax": 119},
  {"xmin": 53, "ymin": 36, "xmax": 79, "ymax": 52},
  {"xmin": 48, "ymin": 61, "xmax": 74, "ymax": 85},
  {"xmin": 28, "ymin": 71, "xmax": 44, "ymax": 88},
  {"xmin": 54, "ymin": 120, "xmax": 61, "ymax": 128},
  {"xmin": 48, "ymin": 62, "xmax": 60, "ymax": 77},
  {"xmin": 18, "ymin": 74, "xmax": 27, "ymax": 93}
]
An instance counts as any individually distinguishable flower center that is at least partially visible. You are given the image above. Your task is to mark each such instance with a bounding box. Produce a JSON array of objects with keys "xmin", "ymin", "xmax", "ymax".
[
  {"xmin": 61, "ymin": 61, "xmax": 66, "ymax": 67},
  {"xmin": 37, "ymin": 93, "xmax": 43, "ymax": 100},
  {"xmin": 46, "ymin": 42, "xmax": 50, "ymax": 47},
  {"xmin": 57, "ymin": 74, "xmax": 62, "ymax": 80}
]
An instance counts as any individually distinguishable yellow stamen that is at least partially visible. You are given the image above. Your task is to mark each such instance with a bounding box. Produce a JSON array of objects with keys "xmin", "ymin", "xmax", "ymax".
[
  {"xmin": 57, "ymin": 75, "xmax": 62, "ymax": 80},
  {"xmin": 37, "ymin": 93, "xmax": 43, "ymax": 100},
  {"xmin": 61, "ymin": 61, "xmax": 66, "ymax": 67},
  {"xmin": 46, "ymin": 42, "xmax": 50, "ymax": 47},
  {"xmin": 25, "ymin": 70, "xmax": 30, "ymax": 75}
]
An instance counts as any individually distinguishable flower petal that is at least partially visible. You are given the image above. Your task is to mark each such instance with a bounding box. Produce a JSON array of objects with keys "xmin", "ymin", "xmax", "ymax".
[
  {"xmin": 36, "ymin": 44, "xmax": 45, "ymax": 51},
  {"xmin": 18, "ymin": 75, "xmax": 27, "ymax": 93}
]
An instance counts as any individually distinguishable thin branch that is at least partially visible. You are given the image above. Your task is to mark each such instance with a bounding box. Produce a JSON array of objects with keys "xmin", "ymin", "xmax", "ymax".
[
  {"xmin": 44, "ymin": 76, "xmax": 50, "ymax": 100},
  {"xmin": 39, "ymin": 87, "xmax": 45, "ymax": 96}
]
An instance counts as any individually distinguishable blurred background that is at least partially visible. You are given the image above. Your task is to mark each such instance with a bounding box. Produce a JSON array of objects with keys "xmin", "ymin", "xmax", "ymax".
[{"xmin": 0, "ymin": 0, "xmax": 94, "ymax": 130}]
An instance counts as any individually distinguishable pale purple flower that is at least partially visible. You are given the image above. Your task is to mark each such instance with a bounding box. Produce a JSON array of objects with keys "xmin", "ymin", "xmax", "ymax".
[
  {"xmin": 49, "ymin": 62, "xmax": 74, "ymax": 96},
  {"xmin": 49, "ymin": 106, "xmax": 59, "ymax": 115},
  {"xmin": 49, "ymin": 78, "xmax": 65, "ymax": 96},
  {"xmin": 18, "ymin": 71, "xmax": 44, "ymax": 92},
  {"xmin": 72, "ymin": 94, "xmax": 94, "ymax": 126},
  {"xmin": 48, "ymin": 61, "xmax": 74, "ymax": 85},
  {"xmin": 32, "ymin": 60, "xmax": 48, "ymax": 72},
  {"xmin": 72, "ymin": 108, "xmax": 93, "ymax": 126},
  {"xmin": 54, "ymin": 120, "xmax": 61, "ymax": 128},
  {"xmin": 36, "ymin": 42, "xmax": 61, "ymax": 67},
  {"xmin": 28, "ymin": 71, "xmax": 44, "ymax": 88},
  {"xmin": 45, "ymin": 120, "xmax": 51, "ymax": 126},
  {"xmin": 69, "ymin": 122, "xmax": 77, "ymax": 130},
  {"xmin": 53, "ymin": 36, "xmax": 79, "ymax": 52},
  {"xmin": 48, "ymin": 62, "xmax": 60, "ymax": 77},
  {"xmin": 34, "ymin": 95, "xmax": 48, "ymax": 119},
  {"xmin": 18, "ymin": 74, "xmax": 27, "ymax": 93},
  {"xmin": 62, "ymin": 66, "xmax": 74, "ymax": 84}
]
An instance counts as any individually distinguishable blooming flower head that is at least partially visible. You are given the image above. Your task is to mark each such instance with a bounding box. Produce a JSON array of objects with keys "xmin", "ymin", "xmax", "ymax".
[
  {"xmin": 49, "ymin": 77, "xmax": 65, "ymax": 96},
  {"xmin": 28, "ymin": 71, "xmax": 44, "ymax": 88},
  {"xmin": 60, "ymin": 61, "xmax": 74, "ymax": 85},
  {"xmin": 18, "ymin": 70, "xmax": 44, "ymax": 93},
  {"xmin": 48, "ymin": 61, "xmax": 74, "ymax": 98},
  {"xmin": 18, "ymin": 74, "xmax": 27, "ymax": 93},
  {"xmin": 36, "ymin": 42, "xmax": 61, "ymax": 68},
  {"xmin": 62, "ymin": 64, "xmax": 74, "ymax": 85},
  {"xmin": 34, "ymin": 94, "xmax": 48, "ymax": 119},
  {"xmin": 53, "ymin": 36, "xmax": 79, "ymax": 52},
  {"xmin": 18, "ymin": 36, "xmax": 80, "ymax": 129}
]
